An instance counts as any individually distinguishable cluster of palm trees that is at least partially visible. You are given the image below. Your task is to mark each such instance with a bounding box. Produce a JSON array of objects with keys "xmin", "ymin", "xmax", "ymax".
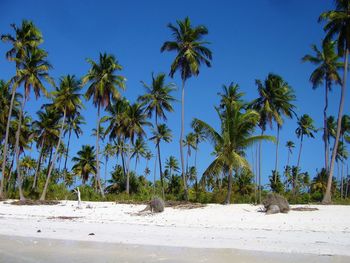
[{"xmin": 0, "ymin": 1, "xmax": 350, "ymax": 204}]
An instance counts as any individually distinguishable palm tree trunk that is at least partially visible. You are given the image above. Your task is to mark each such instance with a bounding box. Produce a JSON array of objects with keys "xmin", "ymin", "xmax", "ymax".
[
  {"xmin": 40, "ymin": 109, "xmax": 67, "ymax": 200},
  {"xmin": 180, "ymin": 79, "xmax": 188, "ymax": 201},
  {"xmin": 346, "ymin": 164, "xmax": 349, "ymax": 198},
  {"xmin": 323, "ymin": 48, "xmax": 349, "ymax": 204},
  {"xmin": 153, "ymin": 153, "xmax": 157, "ymax": 195},
  {"xmin": 125, "ymin": 144, "xmax": 131, "ymax": 194},
  {"xmin": 341, "ymin": 159, "xmax": 344, "ymax": 199},
  {"xmin": 297, "ymin": 135, "xmax": 303, "ymax": 169},
  {"xmin": 287, "ymin": 149, "xmax": 290, "ymax": 167},
  {"xmin": 63, "ymin": 128, "xmax": 72, "ymax": 172},
  {"xmin": 15, "ymin": 96, "xmax": 26, "ymax": 201},
  {"xmin": 104, "ymin": 156, "xmax": 108, "ymax": 190},
  {"xmin": 224, "ymin": 168, "xmax": 233, "ymax": 204},
  {"xmin": 157, "ymin": 143, "xmax": 165, "ymax": 200},
  {"xmin": 274, "ymin": 125, "xmax": 280, "ymax": 182},
  {"xmin": 258, "ymin": 130, "xmax": 264, "ymax": 204},
  {"xmin": 0, "ymin": 84, "xmax": 17, "ymax": 198},
  {"xmin": 6, "ymin": 154, "xmax": 15, "ymax": 192},
  {"xmin": 95, "ymin": 105, "xmax": 104, "ymax": 197},
  {"xmin": 324, "ymin": 81, "xmax": 330, "ymax": 172},
  {"xmin": 32, "ymin": 139, "xmax": 45, "ymax": 189}
]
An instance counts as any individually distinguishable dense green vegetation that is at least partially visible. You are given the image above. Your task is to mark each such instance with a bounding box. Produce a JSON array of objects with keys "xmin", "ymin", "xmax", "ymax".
[{"xmin": 0, "ymin": 1, "xmax": 350, "ymax": 205}]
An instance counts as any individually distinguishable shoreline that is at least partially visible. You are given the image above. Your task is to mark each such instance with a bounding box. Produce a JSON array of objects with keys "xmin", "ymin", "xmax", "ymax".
[{"xmin": 0, "ymin": 200, "xmax": 349, "ymax": 257}]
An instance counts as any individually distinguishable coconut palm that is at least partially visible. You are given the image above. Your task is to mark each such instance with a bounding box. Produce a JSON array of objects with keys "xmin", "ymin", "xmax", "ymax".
[
  {"xmin": 302, "ymin": 40, "xmax": 342, "ymax": 172},
  {"xmin": 320, "ymin": 0, "xmax": 350, "ymax": 204},
  {"xmin": 165, "ymin": 156, "xmax": 180, "ymax": 180},
  {"xmin": 285, "ymin": 141, "xmax": 295, "ymax": 167},
  {"xmin": 83, "ymin": 52, "xmax": 126, "ymax": 197},
  {"xmin": 63, "ymin": 113, "xmax": 85, "ymax": 175},
  {"xmin": 40, "ymin": 75, "xmax": 82, "ymax": 200},
  {"xmin": 72, "ymin": 145, "xmax": 96, "ymax": 185},
  {"xmin": 138, "ymin": 72, "xmax": 176, "ymax": 126},
  {"xmin": 150, "ymin": 124, "xmax": 172, "ymax": 199},
  {"xmin": 295, "ymin": 114, "xmax": 317, "ymax": 169},
  {"xmin": 131, "ymin": 137, "xmax": 148, "ymax": 172},
  {"xmin": 183, "ymin": 132, "xmax": 196, "ymax": 176},
  {"xmin": 161, "ymin": 17, "xmax": 212, "ymax": 200},
  {"xmin": 32, "ymin": 108, "xmax": 60, "ymax": 189},
  {"xmin": 103, "ymin": 143, "xmax": 115, "ymax": 186},
  {"xmin": 193, "ymin": 100, "xmax": 274, "ymax": 204}
]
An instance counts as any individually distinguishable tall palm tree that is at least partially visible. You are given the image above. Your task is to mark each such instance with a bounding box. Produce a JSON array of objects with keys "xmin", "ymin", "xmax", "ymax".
[
  {"xmin": 193, "ymin": 100, "xmax": 274, "ymax": 204},
  {"xmin": 0, "ymin": 21, "xmax": 47, "ymax": 198},
  {"xmin": 320, "ymin": 0, "xmax": 350, "ymax": 204},
  {"xmin": 150, "ymin": 124, "xmax": 172, "ymax": 199},
  {"xmin": 191, "ymin": 120, "xmax": 206, "ymax": 170},
  {"xmin": 138, "ymin": 72, "xmax": 176, "ymax": 126},
  {"xmin": 72, "ymin": 145, "xmax": 97, "ymax": 185},
  {"xmin": 302, "ymin": 40, "xmax": 342, "ymax": 172},
  {"xmin": 40, "ymin": 75, "xmax": 82, "ymax": 200},
  {"xmin": 295, "ymin": 114, "xmax": 317, "ymax": 169},
  {"xmin": 285, "ymin": 140, "xmax": 295, "ymax": 167},
  {"xmin": 83, "ymin": 52, "xmax": 126, "ymax": 197},
  {"xmin": 63, "ymin": 113, "xmax": 85, "ymax": 174},
  {"xmin": 161, "ymin": 17, "xmax": 212, "ymax": 200},
  {"xmin": 183, "ymin": 132, "xmax": 196, "ymax": 176}
]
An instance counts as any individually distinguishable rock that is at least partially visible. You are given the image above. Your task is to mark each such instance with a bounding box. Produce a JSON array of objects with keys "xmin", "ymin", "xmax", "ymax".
[
  {"xmin": 266, "ymin": 205, "xmax": 280, "ymax": 215},
  {"xmin": 140, "ymin": 197, "xmax": 165, "ymax": 213},
  {"xmin": 88, "ymin": 233, "xmax": 95, "ymax": 236},
  {"xmin": 37, "ymin": 230, "xmax": 41, "ymax": 233},
  {"xmin": 263, "ymin": 193, "xmax": 290, "ymax": 214}
]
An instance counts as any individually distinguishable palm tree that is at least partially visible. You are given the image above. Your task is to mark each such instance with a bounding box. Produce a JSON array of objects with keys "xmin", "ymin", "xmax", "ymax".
[
  {"xmin": 32, "ymin": 108, "xmax": 60, "ymax": 189},
  {"xmin": 0, "ymin": 21, "xmax": 48, "ymax": 198},
  {"xmin": 320, "ymin": 0, "xmax": 350, "ymax": 204},
  {"xmin": 102, "ymin": 143, "xmax": 115, "ymax": 187},
  {"xmin": 161, "ymin": 17, "xmax": 212, "ymax": 200},
  {"xmin": 63, "ymin": 113, "xmax": 85, "ymax": 175},
  {"xmin": 83, "ymin": 52, "xmax": 126, "ymax": 197},
  {"xmin": 193, "ymin": 100, "xmax": 274, "ymax": 204},
  {"xmin": 138, "ymin": 72, "xmax": 176, "ymax": 126},
  {"xmin": 295, "ymin": 114, "xmax": 317, "ymax": 169},
  {"xmin": 165, "ymin": 156, "xmax": 180, "ymax": 180},
  {"xmin": 183, "ymin": 132, "xmax": 196, "ymax": 176},
  {"xmin": 191, "ymin": 120, "xmax": 206, "ymax": 170},
  {"xmin": 131, "ymin": 138, "xmax": 148, "ymax": 172},
  {"xmin": 150, "ymin": 124, "xmax": 172, "ymax": 199},
  {"xmin": 40, "ymin": 75, "xmax": 82, "ymax": 200},
  {"xmin": 72, "ymin": 145, "xmax": 97, "ymax": 185},
  {"xmin": 285, "ymin": 141, "xmax": 295, "ymax": 167},
  {"xmin": 302, "ymin": 40, "xmax": 342, "ymax": 172}
]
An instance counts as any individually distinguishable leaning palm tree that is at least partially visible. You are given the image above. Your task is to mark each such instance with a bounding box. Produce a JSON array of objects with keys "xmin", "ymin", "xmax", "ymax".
[
  {"xmin": 302, "ymin": 40, "xmax": 342, "ymax": 172},
  {"xmin": 320, "ymin": 0, "xmax": 350, "ymax": 204},
  {"xmin": 193, "ymin": 100, "xmax": 274, "ymax": 204},
  {"xmin": 40, "ymin": 75, "xmax": 82, "ymax": 200},
  {"xmin": 138, "ymin": 72, "xmax": 176, "ymax": 126},
  {"xmin": 295, "ymin": 114, "xmax": 317, "ymax": 169},
  {"xmin": 161, "ymin": 17, "xmax": 212, "ymax": 200},
  {"xmin": 83, "ymin": 52, "xmax": 126, "ymax": 197},
  {"xmin": 285, "ymin": 141, "xmax": 295, "ymax": 167},
  {"xmin": 72, "ymin": 145, "xmax": 97, "ymax": 185},
  {"xmin": 0, "ymin": 21, "xmax": 47, "ymax": 198},
  {"xmin": 150, "ymin": 124, "xmax": 172, "ymax": 199}
]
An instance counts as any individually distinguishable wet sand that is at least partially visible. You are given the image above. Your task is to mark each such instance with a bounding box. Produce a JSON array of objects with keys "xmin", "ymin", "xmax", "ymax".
[{"xmin": 0, "ymin": 235, "xmax": 348, "ymax": 263}]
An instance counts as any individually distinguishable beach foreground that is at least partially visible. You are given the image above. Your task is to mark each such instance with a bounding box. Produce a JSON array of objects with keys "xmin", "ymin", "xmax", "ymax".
[{"xmin": 0, "ymin": 201, "xmax": 349, "ymax": 260}]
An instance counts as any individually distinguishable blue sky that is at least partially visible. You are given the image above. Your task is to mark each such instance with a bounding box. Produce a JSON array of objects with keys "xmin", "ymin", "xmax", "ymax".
[{"xmin": 0, "ymin": 0, "xmax": 349, "ymax": 187}]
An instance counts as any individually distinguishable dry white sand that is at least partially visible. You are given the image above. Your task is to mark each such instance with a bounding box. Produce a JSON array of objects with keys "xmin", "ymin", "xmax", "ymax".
[{"xmin": 0, "ymin": 201, "xmax": 349, "ymax": 257}]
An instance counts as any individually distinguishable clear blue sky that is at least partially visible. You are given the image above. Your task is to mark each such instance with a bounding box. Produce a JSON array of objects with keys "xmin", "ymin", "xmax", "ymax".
[{"xmin": 0, "ymin": 0, "xmax": 349, "ymax": 187}]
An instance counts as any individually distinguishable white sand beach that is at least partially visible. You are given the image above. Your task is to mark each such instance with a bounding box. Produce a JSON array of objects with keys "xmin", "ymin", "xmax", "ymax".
[{"xmin": 0, "ymin": 201, "xmax": 349, "ymax": 259}]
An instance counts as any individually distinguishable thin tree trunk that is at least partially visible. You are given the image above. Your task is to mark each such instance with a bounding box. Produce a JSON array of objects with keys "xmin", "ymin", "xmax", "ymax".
[
  {"xmin": 258, "ymin": 130, "xmax": 263, "ymax": 204},
  {"xmin": 180, "ymin": 79, "xmax": 188, "ymax": 200},
  {"xmin": 0, "ymin": 84, "xmax": 17, "ymax": 198},
  {"xmin": 297, "ymin": 135, "xmax": 303, "ymax": 169},
  {"xmin": 324, "ymin": 81, "xmax": 330, "ymax": 172},
  {"xmin": 341, "ymin": 160, "xmax": 344, "ymax": 199},
  {"xmin": 40, "ymin": 109, "xmax": 67, "ymax": 200},
  {"xmin": 121, "ymin": 148, "xmax": 126, "ymax": 179},
  {"xmin": 153, "ymin": 153, "xmax": 157, "ymax": 196},
  {"xmin": 224, "ymin": 168, "xmax": 233, "ymax": 204},
  {"xmin": 287, "ymin": 149, "xmax": 290, "ymax": 167},
  {"xmin": 32, "ymin": 139, "xmax": 45, "ymax": 189},
  {"xmin": 95, "ymin": 105, "xmax": 104, "ymax": 197},
  {"xmin": 15, "ymin": 96, "xmax": 26, "ymax": 201},
  {"xmin": 105, "ymin": 156, "xmax": 108, "ymax": 190},
  {"xmin": 157, "ymin": 143, "xmax": 165, "ymax": 200},
  {"xmin": 274, "ymin": 124, "xmax": 280, "ymax": 179},
  {"xmin": 63, "ymin": 128, "xmax": 72, "ymax": 172},
  {"xmin": 346, "ymin": 164, "xmax": 349, "ymax": 198},
  {"xmin": 6, "ymin": 151, "xmax": 15, "ymax": 192},
  {"xmin": 254, "ymin": 144, "xmax": 258, "ymax": 204},
  {"xmin": 125, "ymin": 144, "xmax": 131, "ymax": 194},
  {"xmin": 323, "ymin": 48, "xmax": 348, "ymax": 204}
]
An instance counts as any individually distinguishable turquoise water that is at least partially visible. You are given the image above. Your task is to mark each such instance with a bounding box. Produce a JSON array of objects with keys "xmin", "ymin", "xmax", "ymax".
[{"xmin": 0, "ymin": 235, "xmax": 347, "ymax": 263}]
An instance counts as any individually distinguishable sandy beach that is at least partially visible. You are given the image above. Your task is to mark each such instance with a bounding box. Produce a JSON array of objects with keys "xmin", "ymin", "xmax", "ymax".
[{"xmin": 0, "ymin": 200, "xmax": 349, "ymax": 261}]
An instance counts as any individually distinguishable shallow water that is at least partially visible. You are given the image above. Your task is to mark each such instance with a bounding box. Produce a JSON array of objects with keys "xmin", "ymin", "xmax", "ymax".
[{"xmin": 0, "ymin": 235, "xmax": 348, "ymax": 263}]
